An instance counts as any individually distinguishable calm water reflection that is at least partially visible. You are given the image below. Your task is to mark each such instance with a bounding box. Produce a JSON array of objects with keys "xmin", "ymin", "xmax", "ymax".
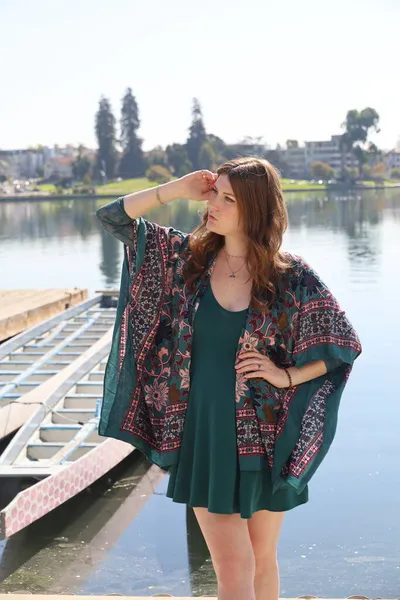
[{"xmin": 0, "ymin": 190, "xmax": 400, "ymax": 597}]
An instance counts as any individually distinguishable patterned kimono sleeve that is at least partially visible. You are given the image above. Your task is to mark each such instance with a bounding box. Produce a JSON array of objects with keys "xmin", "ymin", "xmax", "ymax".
[
  {"xmin": 96, "ymin": 196, "xmax": 189, "ymax": 258},
  {"xmin": 97, "ymin": 196, "xmax": 190, "ymax": 447},
  {"xmin": 292, "ymin": 258, "xmax": 362, "ymax": 371}
]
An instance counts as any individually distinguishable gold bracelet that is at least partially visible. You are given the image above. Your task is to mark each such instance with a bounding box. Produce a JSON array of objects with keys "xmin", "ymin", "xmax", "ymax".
[
  {"xmin": 156, "ymin": 187, "xmax": 164, "ymax": 205},
  {"xmin": 283, "ymin": 368, "xmax": 293, "ymax": 388}
]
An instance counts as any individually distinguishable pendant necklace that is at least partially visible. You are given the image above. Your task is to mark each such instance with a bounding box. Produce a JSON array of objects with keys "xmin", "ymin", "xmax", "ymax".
[{"xmin": 222, "ymin": 247, "xmax": 246, "ymax": 279}]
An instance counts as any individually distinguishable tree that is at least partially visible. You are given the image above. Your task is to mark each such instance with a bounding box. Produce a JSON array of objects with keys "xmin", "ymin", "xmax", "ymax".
[
  {"xmin": 95, "ymin": 96, "xmax": 118, "ymax": 180},
  {"xmin": 146, "ymin": 164, "xmax": 172, "ymax": 184},
  {"xmin": 119, "ymin": 88, "xmax": 145, "ymax": 178},
  {"xmin": 367, "ymin": 142, "xmax": 381, "ymax": 166},
  {"xmin": 166, "ymin": 143, "xmax": 192, "ymax": 177},
  {"xmin": 340, "ymin": 107, "xmax": 380, "ymax": 178},
  {"xmin": 352, "ymin": 145, "xmax": 368, "ymax": 178},
  {"xmin": 0, "ymin": 159, "xmax": 10, "ymax": 181},
  {"xmin": 310, "ymin": 161, "xmax": 335, "ymax": 180},
  {"xmin": 186, "ymin": 98, "xmax": 207, "ymax": 170},
  {"xmin": 198, "ymin": 141, "xmax": 218, "ymax": 170},
  {"xmin": 343, "ymin": 167, "xmax": 358, "ymax": 182},
  {"xmin": 339, "ymin": 131, "xmax": 352, "ymax": 178},
  {"xmin": 146, "ymin": 145, "xmax": 169, "ymax": 169},
  {"xmin": 72, "ymin": 145, "xmax": 91, "ymax": 181},
  {"xmin": 362, "ymin": 164, "xmax": 372, "ymax": 180},
  {"xmin": 83, "ymin": 172, "xmax": 92, "ymax": 186},
  {"xmin": 390, "ymin": 168, "xmax": 400, "ymax": 179},
  {"xmin": 206, "ymin": 134, "xmax": 227, "ymax": 162},
  {"xmin": 371, "ymin": 162, "xmax": 386, "ymax": 180}
]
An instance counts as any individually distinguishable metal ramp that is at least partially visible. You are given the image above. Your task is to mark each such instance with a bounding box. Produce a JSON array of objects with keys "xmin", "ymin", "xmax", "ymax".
[
  {"xmin": 0, "ymin": 295, "xmax": 117, "ymax": 439},
  {"xmin": 0, "ymin": 333, "xmax": 134, "ymax": 540}
]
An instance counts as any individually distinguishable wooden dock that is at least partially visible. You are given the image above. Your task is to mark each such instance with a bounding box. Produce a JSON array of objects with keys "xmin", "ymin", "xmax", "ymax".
[
  {"xmin": 0, "ymin": 288, "xmax": 88, "ymax": 341},
  {"xmin": 0, "ymin": 592, "xmax": 388, "ymax": 600}
]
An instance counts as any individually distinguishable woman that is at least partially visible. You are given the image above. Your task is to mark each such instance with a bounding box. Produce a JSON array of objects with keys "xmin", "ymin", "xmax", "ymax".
[{"xmin": 96, "ymin": 157, "xmax": 361, "ymax": 600}]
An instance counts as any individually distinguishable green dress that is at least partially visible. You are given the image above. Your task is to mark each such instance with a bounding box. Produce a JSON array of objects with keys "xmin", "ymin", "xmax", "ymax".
[{"xmin": 166, "ymin": 281, "xmax": 309, "ymax": 518}]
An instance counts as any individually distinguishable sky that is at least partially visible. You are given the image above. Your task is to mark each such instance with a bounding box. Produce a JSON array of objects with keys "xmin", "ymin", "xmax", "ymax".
[{"xmin": 0, "ymin": 0, "xmax": 399, "ymax": 152}]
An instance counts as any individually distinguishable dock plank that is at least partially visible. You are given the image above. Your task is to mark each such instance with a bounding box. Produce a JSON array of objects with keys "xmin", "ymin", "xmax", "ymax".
[
  {"xmin": 0, "ymin": 289, "xmax": 88, "ymax": 341},
  {"xmin": 0, "ymin": 592, "xmax": 384, "ymax": 600}
]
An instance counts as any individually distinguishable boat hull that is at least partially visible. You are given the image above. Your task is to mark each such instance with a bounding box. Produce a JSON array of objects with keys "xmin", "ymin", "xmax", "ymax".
[{"xmin": 0, "ymin": 438, "xmax": 133, "ymax": 540}]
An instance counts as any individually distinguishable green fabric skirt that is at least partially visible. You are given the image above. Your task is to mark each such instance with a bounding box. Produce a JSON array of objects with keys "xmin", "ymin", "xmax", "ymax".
[{"xmin": 166, "ymin": 281, "xmax": 308, "ymax": 518}]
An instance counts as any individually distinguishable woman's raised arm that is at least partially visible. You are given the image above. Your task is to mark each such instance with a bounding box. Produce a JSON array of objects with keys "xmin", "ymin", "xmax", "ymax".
[{"xmin": 96, "ymin": 170, "xmax": 217, "ymax": 247}]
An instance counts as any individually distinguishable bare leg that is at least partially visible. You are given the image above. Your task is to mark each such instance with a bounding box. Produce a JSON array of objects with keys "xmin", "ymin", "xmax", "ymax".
[
  {"xmin": 193, "ymin": 506, "xmax": 256, "ymax": 600},
  {"xmin": 247, "ymin": 509, "xmax": 285, "ymax": 600}
]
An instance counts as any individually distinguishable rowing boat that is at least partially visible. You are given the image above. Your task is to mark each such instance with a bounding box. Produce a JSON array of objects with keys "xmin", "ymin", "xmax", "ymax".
[
  {"xmin": 0, "ymin": 324, "xmax": 134, "ymax": 540},
  {"xmin": 0, "ymin": 294, "xmax": 117, "ymax": 440}
]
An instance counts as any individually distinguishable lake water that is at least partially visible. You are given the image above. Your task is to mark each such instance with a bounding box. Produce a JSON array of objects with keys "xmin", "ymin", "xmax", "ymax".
[{"xmin": 0, "ymin": 190, "xmax": 400, "ymax": 597}]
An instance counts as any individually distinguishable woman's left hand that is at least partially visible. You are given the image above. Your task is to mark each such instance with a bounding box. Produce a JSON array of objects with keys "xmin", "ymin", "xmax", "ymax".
[{"xmin": 235, "ymin": 350, "xmax": 288, "ymax": 389}]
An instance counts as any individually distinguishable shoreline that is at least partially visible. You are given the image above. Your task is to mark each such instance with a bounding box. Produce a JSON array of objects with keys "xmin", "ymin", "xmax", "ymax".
[{"xmin": 1, "ymin": 183, "xmax": 400, "ymax": 203}]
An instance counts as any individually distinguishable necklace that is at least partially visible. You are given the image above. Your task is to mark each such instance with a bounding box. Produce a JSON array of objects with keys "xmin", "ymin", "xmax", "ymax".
[
  {"xmin": 222, "ymin": 248, "xmax": 246, "ymax": 278},
  {"xmin": 223, "ymin": 247, "xmax": 246, "ymax": 259}
]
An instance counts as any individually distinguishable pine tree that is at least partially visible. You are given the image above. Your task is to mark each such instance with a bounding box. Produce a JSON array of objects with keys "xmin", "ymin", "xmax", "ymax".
[
  {"xmin": 186, "ymin": 98, "xmax": 207, "ymax": 170},
  {"xmin": 72, "ymin": 145, "xmax": 91, "ymax": 181},
  {"xmin": 166, "ymin": 143, "xmax": 192, "ymax": 177},
  {"xmin": 119, "ymin": 88, "xmax": 145, "ymax": 178},
  {"xmin": 95, "ymin": 97, "xmax": 117, "ymax": 181}
]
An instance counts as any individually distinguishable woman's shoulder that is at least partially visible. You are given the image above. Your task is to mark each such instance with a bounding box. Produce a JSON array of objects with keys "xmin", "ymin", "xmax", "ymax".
[
  {"xmin": 281, "ymin": 251, "xmax": 309, "ymax": 278},
  {"xmin": 279, "ymin": 252, "xmax": 327, "ymax": 292},
  {"xmin": 280, "ymin": 251, "xmax": 333, "ymax": 301}
]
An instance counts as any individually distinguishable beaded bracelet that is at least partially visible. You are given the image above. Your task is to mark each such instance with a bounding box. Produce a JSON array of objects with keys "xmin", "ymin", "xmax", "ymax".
[
  {"xmin": 283, "ymin": 368, "xmax": 293, "ymax": 388},
  {"xmin": 156, "ymin": 187, "xmax": 164, "ymax": 205}
]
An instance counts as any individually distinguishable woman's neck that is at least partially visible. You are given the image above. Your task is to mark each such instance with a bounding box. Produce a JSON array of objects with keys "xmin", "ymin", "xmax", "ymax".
[{"xmin": 222, "ymin": 235, "xmax": 248, "ymax": 259}]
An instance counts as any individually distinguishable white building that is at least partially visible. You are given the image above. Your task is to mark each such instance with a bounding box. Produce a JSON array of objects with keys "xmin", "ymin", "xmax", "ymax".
[
  {"xmin": 384, "ymin": 149, "xmax": 400, "ymax": 172},
  {"xmin": 305, "ymin": 135, "xmax": 357, "ymax": 174},
  {"xmin": 0, "ymin": 145, "xmax": 82, "ymax": 180},
  {"xmin": 282, "ymin": 141, "xmax": 307, "ymax": 177},
  {"xmin": 282, "ymin": 135, "xmax": 358, "ymax": 177},
  {"xmin": 0, "ymin": 149, "xmax": 46, "ymax": 179}
]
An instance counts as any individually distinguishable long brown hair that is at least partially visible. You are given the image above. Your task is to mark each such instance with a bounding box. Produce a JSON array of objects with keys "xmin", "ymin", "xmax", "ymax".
[{"xmin": 182, "ymin": 157, "xmax": 292, "ymax": 312}]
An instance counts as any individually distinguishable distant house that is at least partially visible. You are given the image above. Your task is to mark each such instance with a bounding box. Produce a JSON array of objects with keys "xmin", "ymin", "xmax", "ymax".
[
  {"xmin": 282, "ymin": 136, "xmax": 358, "ymax": 178},
  {"xmin": 44, "ymin": 157, "xmax": 74, "ymax": 180},
  {"xmin": 282, "ymin": 141, "xmax": 307, "ymax": 178},
  {"xmin": 305, "ymin": 136, "xmax": 358, "ymax": 175},
  {"xmin": 384, "ymin": 149, "xmax": 400, "ymax": 171},
  {"xmin": 0, "ymin": 149, "xmax": 45, "ymax": 179}
]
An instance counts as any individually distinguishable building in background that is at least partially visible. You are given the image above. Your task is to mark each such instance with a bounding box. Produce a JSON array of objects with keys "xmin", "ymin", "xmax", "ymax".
[
  {"xmin": 305, "ymin": 135, "xmax": 358, "ymax": 175},
  {"xmin": 0, "ymin": 145, "xmax": 94, "ymax": 181},
  {"xmin": 0, "ymin": 149, "xmax": 48, "ymax": 179},
  {"xmin": 43, "ymin": 156, "xmax": 74, "ymax": 179},
  {"xmin": 282, "ymin": 135, "xmax": 359, "ymax": 178},
  {"xmin": 383, "ymin": 149, "xmax": 400, "ymax": 171},
  {"xmin": 282, "ymin": 140, "xmax": 307, "ymax": 177}
]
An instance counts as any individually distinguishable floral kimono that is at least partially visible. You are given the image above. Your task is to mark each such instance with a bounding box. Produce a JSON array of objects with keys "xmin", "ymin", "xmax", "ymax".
[{"xmin": 96, "ymin": 197, "xmax": 362, "ymax": 495}]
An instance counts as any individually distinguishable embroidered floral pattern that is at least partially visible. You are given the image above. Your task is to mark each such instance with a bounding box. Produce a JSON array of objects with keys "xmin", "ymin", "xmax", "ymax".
[
  {"xmin": 97, "ymin": 200, "xmax": 362, "ymax": 491},
  {"xmin": 235, "ymin": 372, "xmax": 249, "ymax": 403},
  {"xmin": 240, "ymin": 330, "xmax": 259, "ymax": 352},
  {"xmin": 144, "ymin": 380, "xmax": 169, "ymax": 412},
  {"xmin": 179, "ymin": 367, "xmax": 190, "ymax": 389}
]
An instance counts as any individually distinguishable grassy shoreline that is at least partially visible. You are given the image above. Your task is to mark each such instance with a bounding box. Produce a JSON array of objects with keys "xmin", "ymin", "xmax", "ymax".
[
  {"xmin": 38, "ymin": 177, "xmax": 400, "ymax": 195},
  {"xmin": 1, "ymin": 176, "xmax": 400, "ymax": 202}
]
